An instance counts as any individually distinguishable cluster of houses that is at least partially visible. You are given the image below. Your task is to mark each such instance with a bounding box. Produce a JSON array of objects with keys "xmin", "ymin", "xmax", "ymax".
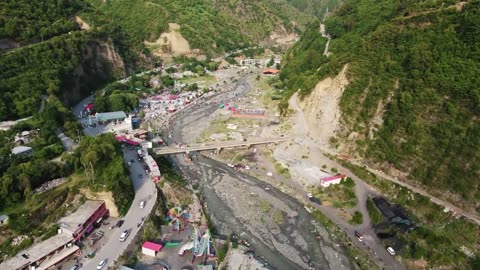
[{"xmin": 10, "ymin": 130, "xmax": 39, "ymax": 158}]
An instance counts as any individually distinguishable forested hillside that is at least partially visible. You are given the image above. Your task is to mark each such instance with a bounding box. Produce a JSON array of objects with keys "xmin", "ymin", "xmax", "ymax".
[
  {"xmin": 0, "ymin": 0, "xmax": 86, "ymax": 44},
  {"xmin": 279, "ymin": 0, "xmax": 480, "ymax": 207},
  {"xmin": 285, "ymin": 0, "xmax": 342, "ymax": 18},
  {"xmin": 85, "ymin": 0, "xmax": 314, "ymax": 54}
]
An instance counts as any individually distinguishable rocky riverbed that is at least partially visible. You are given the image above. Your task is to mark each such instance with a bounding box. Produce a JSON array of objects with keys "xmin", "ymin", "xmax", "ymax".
[{"xmin": 164, "ymin": 70, "xmax": 354, "ymax": 269}]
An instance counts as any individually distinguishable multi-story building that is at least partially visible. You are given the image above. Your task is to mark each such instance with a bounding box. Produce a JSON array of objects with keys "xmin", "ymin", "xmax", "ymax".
[{"xmin": 58, "ymin": 200, "xmax": 109, "ymax": 242}]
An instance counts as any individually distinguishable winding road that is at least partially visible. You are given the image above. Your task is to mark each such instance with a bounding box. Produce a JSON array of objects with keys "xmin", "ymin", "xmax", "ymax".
[{"xmin": 72, "ymin": 95, "xmax": 158, "ymax": 270}]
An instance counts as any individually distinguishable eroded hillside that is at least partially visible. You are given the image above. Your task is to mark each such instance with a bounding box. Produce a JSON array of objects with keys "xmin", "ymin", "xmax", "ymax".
[{"xmin": 278, "ymin": 0, "xmax": 480, "ymax": 208}]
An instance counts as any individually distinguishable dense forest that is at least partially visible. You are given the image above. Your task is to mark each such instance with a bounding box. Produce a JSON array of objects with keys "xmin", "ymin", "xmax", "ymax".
[
  {"xmin": 64, "ymin": 134, "xmax": 134, "ymax": 215},
  {"xmin": 0, "ymin": 0, "xmax": 150, "ymax": 121},
  {"xmin": 0, "ymin": 98, "xmax": 80, "ymax": 209},
  {"xmin": 0, "ymin": 0, "xmax": 86, "ymax": 44},
  {"xmin": 285, "ymin": 0, "xmax": 342, "ymax": 18},
  {"xmin": 85, "ymin": 0, "xmax": 314, "ymax": 54}
]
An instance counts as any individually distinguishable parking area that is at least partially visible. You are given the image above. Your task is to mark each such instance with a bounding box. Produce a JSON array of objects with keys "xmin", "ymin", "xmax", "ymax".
[{"xmin": 80, "ymin": 118, "xmax": 132, "ymax": 137}]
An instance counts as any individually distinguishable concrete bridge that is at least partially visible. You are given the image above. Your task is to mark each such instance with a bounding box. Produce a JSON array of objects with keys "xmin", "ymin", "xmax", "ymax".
[{"xmin": 154, "ymin": 137, "xmax": 290, "ymax": 155}]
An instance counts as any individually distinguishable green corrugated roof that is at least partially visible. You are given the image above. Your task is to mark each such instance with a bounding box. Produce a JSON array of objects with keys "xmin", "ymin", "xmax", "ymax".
[{"xmin": 96, "ymin": 111, "xmax": 127, "ymax": 121}]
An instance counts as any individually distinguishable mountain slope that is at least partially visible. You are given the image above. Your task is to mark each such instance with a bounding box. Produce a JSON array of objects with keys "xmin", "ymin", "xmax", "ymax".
[
  {"xmin": 85, "ymin": 0, "xmax": 315, "ymax": 54},
  {"xmin": 280, "ymin": 0, "xmax": 480, "ymax": 205}
]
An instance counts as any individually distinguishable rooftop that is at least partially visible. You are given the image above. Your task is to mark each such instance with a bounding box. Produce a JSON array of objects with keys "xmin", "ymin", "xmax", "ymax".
[
  {"xmin": 145, "ymin": 155, "xmax": 161, "ymax": 177},
  {"xmin": 36, "ymin": 245, "xmax": 79, "ymax": 270},
  {"xmin": 58, "ymin": 201, "xmax": 104, "ymax": 232},
  {"xmin": 11, "ymin": 145, "xmax": 32, "ymax": 155},
  {"xmin": 119, "ymin": 266, "xmax": 135, "ymax": 270},
  {"xmin": 96, "ymin": 111, "xmax": 127, "ymax": 122},
  {"xmin": 142, "ymin": 241, "xmax": 163, "ymax": 251},
  {"xmin": 262, "ymin": 68, "xmax": 280, "ymax": 74},
  {"xmin": 0, "ymin": 233, "xmax": 73, "ymax": 270},
  {"xmin": 321, "ymin": 174, "xmax": 347, "ymax": 183},
  {"xmin": 0, "ymin": 214, "xmax": 8, "ymax": 221}
]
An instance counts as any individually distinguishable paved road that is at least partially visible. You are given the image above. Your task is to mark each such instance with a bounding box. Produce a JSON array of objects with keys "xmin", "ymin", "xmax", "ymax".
[
  {"xmin": 56, "ymin": 130, "xmax": 78, "ymax": 151},
  {"xmin": 153, "ymin": 137, "xmax": 290, "ymax": 155},
  {"xmin": 81, "ymin": 148, "xmax": 157, "ymax": 269}
]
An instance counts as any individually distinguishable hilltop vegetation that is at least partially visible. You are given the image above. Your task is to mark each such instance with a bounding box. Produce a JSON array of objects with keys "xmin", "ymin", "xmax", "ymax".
[
  {"xmin": 279, "ymin": 0, "xmax": 480, "ymax": 208},
  {"xmin": 85, "ymin": 0, "xmax": 314, "ymax": 54},
  {"xmin": 0, "ymin": 0, "xmax": 86, "ymax": 44},
  {"xmin": 285, "ymin": 0, "xmax": 342, "ymax": 18}
]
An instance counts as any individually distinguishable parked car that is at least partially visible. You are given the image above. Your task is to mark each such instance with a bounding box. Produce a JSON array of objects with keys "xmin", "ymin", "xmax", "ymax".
[
  {"xmin": 306, "ymin": 193, "xmax": 313, "ymax": 199},
  {"xmin": 387, "ymin": 247, "xmax": 395, "ymax": 255},
  {"xmin": 354, "ymin": 231, "xmax": 364, "ymax": 242},
  {"xmin": 119, "ymin": 230, "xmax": 130, "ymax": 241},
  {"xmin": 96, "ymin": 259, "xmax": 107, "ymax": 269},
  {"xmin": 138, "ymin": 173, "xmax": 143, "ymax": 178},
  {"xmin": 140, "ymin": 201, "xmax": 145, "ymax": 208},
  {"xmin": 227, "ymin": 163, "xmax": 234, "ymax": 168},
  {"xmin": 69, "ymin": 264, "xmax": 81, "ymax": 270},
  {"xmin": 115, "ymin": 219, "xmax": 124, "ymax": 228}
]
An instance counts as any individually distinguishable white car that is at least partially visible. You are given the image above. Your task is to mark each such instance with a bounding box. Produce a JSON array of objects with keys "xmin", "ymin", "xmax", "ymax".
[
  {"xmin": 354, "ymin": 231, "xmax": 364, "ymax": 242},
  {"xmin": 387, "ymin": 246, "xmax": 396, "ymax": 255},
  {"xmin": 244, "ymin": 166, "xmax": 250, "ymax": 170},
  {"xmin": 97, "ymin": 259, "xmax": 107, "ymax": 269},
  {"xmin": 306, "ymin": 193, "xmax": 313, "ymax": 199},
  {"xmin": 119, "ymin": 230, "xmax": 130, "ymax": 242},
  {"xmin": 140, "ymin": 201, "xmax": 145, "ymax": 208},
  {"xmin": 227, "ymin": 163, "xmax": 234, "ymax": 168}
]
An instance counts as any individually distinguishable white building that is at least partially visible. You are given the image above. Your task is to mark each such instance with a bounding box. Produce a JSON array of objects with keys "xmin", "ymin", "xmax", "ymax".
[
  {"xmin": 142, "ymin": 241, "xmax": 163, "ymax": 256},
  {"xmin": 320, "ymin": 174, "xmax": 347, "ymax": 188},
  {"xmin": 11, "ymin": 145, "xmax": 33, "ymax": 157}
]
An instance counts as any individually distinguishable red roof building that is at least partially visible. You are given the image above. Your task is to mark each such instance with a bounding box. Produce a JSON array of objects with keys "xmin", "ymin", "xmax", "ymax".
[
  {"xmin": 320, "ymin": 174, "xmax": 347, "ymax": 188},
  {"xmin": 262, "ymin": 68, "xmax": 280, "ymax": 75},
  {"xmin": 142, "ymin": 241, "xmax": 163, "ymax": 256}
]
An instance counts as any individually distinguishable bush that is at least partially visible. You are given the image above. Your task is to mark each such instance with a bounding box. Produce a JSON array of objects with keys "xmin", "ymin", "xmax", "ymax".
[{"xmin": 349, "ymin": 211, "xmax": 363, "ymax": 225}]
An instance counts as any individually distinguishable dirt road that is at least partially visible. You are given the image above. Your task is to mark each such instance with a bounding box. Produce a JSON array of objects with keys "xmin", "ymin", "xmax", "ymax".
[
  {"xmin": 289, "ymin": 91, "xmax": 480, "ymax": 226},
  {"xmin": 285, "ymin": 92, "xmax": 405, "ymax": 270}
]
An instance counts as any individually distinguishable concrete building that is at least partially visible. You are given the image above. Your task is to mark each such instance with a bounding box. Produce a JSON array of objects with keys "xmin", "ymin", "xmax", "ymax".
[
  {"xmin": 142, "ymin": 241, "xmax": 163, "ymax": 256},
  {"xmin": 320, "ymin": 174, "xmax": 347, "ymax": 188},
  {"xmin": 14, "ymin": 130, "xmax": 37, "ymax": 145},
  {"xmin": 240, "ymin": 58, "xmax": 259, "ymax": 66},
  {"xmin": 0, "ymin": 233, "xmax": 77, "ymax": 270},
  {"xmin": 11, "ymin": 145, "xmax": 33, "ymax": 157},
  {"xmin": 58, "ymin": 200, "xmax": 108, "ymax": 242},
  {"xmin": 232, "ymin": 108, "xmax": 266, "ymax": 119}
]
